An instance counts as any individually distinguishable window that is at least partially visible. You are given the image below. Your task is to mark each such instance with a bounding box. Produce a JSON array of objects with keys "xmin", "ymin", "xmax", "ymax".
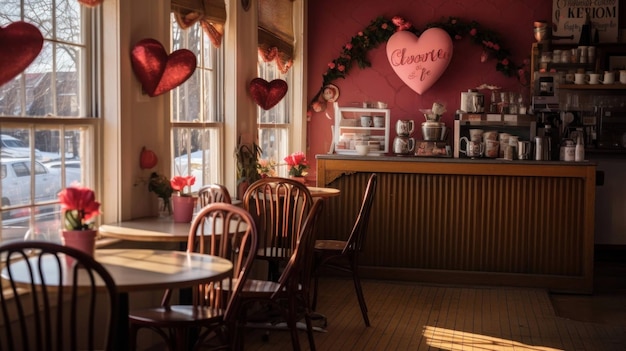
[
  {"xmin": 170, "ymin": 13, "xmax": 224, "ymax": 193},
  {"xmin": 257, "ymin": 59, "xmax": 291, "ymax": 176},
  {"xmin": 0, "ymin": 1, "xmax": 99, "ymax": 244}
]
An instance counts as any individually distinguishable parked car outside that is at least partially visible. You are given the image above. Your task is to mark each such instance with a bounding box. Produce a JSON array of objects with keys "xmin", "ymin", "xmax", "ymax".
[
  {"xmin": 1, "ymin": 158, "xmax": 62, "ymax": 219},
  {"xmin": 43, "ymin": 159, "xmax": 82, "ymax": 187},
  {"xmin": 0, "ymin": 134, "xmax": 43, "ymax": 160}
]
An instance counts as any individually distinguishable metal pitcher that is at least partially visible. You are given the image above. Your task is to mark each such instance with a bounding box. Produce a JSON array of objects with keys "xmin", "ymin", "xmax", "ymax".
[{"xmin": 396, "ymin": 120, "xmax": 415, "ymax": 137}]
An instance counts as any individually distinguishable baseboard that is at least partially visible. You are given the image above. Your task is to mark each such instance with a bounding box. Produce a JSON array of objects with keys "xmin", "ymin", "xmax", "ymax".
[{"xmin": 595, "ymin": 244, "xmax": 626, "ymax": 263}]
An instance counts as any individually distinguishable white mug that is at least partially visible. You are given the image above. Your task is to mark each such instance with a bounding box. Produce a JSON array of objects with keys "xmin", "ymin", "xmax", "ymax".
[
  {"xmin": 600, "ymin": 71, "xmax": 615, "ymax": 85},
  {"xmin": 373, "ymin": 116, "xmax": 385, "ymax": 128},
  {"xmin": 469, "ymin": 129, "xmax": 484, "ymax": 142},
  {"xmin": 620, "ymin": 70, "xmax": 626, "ymax": 84},
  {"xmin": 360, "ymin": 116, "xmax": 372, "ymax": 127},
  {"xmin": 586, "ymin": 73, "xmax": 600, "ymax": 85},
  {"xmin": 574, "ymin": 73, "xmax": 586, "ymax": 85}
]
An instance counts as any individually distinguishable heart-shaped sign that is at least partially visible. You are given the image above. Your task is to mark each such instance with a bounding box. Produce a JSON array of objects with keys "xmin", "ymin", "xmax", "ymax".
[
  {"xmin": 249, "ymin": 78, "xmax": 288, "ymax": 110},
  {"xmin": 386, "ymin": 28, "xmax": 453, "ymax": 95},
  {"xmin": 130, "ymin": 38, "xmax": 197, "ymax": 97},
  {"xmin": 0, "ymin": 21, "xmax": 44, "ymax": 87}
]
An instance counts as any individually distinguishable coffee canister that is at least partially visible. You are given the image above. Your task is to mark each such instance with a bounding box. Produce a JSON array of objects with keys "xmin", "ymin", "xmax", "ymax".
[{"xmin": 460, "ymin": 89, "xmax": 484, "ymax": 113}]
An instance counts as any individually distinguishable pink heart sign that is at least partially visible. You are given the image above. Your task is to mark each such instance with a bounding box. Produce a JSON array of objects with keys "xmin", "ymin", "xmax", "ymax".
[
  {"xmin": 386, "ymin": 28, "xmax": 453, "ymax": 95},
  {"xmin": 130, "ymin": 38, "xmax": 197, "ymax": 97},
  {"xmin": 0, "ymin": 21, "xmax": 43, "ymax": 87},
  {"xmin": 249, "ymin": 78, "xmax": 288, "ymax": 110}
]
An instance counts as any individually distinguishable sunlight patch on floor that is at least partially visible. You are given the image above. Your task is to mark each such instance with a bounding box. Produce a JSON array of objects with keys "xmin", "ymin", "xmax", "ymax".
[{"xmin": 423, "ymin": 325, "xmax": 562, "ymax": 351}]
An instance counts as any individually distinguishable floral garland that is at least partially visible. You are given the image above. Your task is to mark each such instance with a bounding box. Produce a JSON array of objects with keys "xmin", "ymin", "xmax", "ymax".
[{"xmin": 310, "ymin": 15, "xmax": 529, "ymax": 113}]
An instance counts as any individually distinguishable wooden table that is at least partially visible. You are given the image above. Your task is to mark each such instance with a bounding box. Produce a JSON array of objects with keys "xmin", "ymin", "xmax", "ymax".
[
  {"xmin": 99, "ymin": 216, "xmax": 246, "ymax": 242},
  {"xmin": 307, "ymin": 186, "xmax": 341, "ymax": 198},
  {"xmin": 1, "ymin": 249, "xmax": 233, "ymax": 351}
]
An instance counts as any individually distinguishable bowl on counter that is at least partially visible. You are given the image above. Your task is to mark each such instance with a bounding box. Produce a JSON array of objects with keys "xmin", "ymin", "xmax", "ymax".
[{"xmin": 355, "ymin": 144, "xmax": 369, "ymax": 156}]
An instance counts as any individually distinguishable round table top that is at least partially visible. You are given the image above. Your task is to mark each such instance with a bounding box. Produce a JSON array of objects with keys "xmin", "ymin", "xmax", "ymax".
[
  {"xmin": 99, "ymin": 216, "xmax": 246, "ymax": 242},
  {"xmin": 307, "ymin": 186, "xmax": 341, "ymax": 198},
  {"xmin": 1, "ymin": 249, "xmax": 233, "ymax": 293}
]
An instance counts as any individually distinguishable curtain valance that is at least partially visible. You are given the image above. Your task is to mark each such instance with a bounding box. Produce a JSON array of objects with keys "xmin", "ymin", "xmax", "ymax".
[
  {"xmin": 258, "ymin": 0, "xmax": 295, "ymax": 73},
  {"xmin": 171, "ymin": 0, "xmax": 226, "ymax": 47}
]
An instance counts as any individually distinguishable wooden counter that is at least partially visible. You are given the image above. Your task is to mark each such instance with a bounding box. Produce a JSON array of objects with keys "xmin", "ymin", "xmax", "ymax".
[{"xmin": 316, "ymin": 155, "xmax": 596, "ymax": 293}]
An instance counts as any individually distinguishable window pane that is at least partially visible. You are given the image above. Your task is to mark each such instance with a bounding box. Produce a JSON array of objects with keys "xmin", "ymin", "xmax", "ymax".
[
  {"xmin": 55, "ymin": 0, "xmax": 82, "ymax": 43},
  {"xmin": 56, "ymin": 44, "xmax": 81, "ymax": 116},
  {"xmin": 172, "ymin": 127, "xmax": 220, "ymax": 192}
]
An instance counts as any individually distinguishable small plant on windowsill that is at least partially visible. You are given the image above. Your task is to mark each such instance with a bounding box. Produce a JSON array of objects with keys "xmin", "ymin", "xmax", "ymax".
[
  {"xmin": 148, "ymin": 172, "xmax": 173, "ymax": 216},
  {"xmin": 170, "ymin": 175, "xmax": 196, "ymax": 223},
  {"xmin": 284, "ymin": 151, "xmax": 308, "ymax": 179},
  {"xmin": 257, "ymin": 158, "xmax": 277, "ymax": 178},
  {"xmin": 57, "ymin": 184, "xmax": 101, "ymax": 256}
]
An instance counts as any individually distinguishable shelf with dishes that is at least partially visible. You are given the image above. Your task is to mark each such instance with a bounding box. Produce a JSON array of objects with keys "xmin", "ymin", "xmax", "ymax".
[
  {"xmin": 334, "ymin": 103, "xmax": 390, "ymax": 155},
  {"xmin": 558, "ymin": 83, "xmax": 626, "ymax": 90}
]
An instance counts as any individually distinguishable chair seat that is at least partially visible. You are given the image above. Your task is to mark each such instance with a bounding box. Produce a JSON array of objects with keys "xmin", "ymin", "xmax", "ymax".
[
  {"xmin": 315, "ymin": 239, "xmax": 346, "ymax": 252},
  {"xmin": 129, "ymin": 305, "xmax": 224, "ymax": 326}
]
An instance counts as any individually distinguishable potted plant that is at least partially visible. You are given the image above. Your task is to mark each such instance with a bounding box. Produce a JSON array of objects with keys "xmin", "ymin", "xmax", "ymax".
[
  {"xmin": 148, "ymin": 172, "xmax": 173, "ymax": 217},
  {"xmin": 235, "ymin": 137, "xmax": 262, "ymax": 197},
  {"xmin": 170, "ymin": 175, "xmax": 196, "ymax": 223},
  {"xmin": 284, "ymin": 151, "xmax": 309, "ymax": 183},
  {"xmin": 257, "ymin": 158, "xmax": 277, "ymax": 178},
  {"xmin": 58, "ymin": 185, "xmax": 101, "ymax": 256}
]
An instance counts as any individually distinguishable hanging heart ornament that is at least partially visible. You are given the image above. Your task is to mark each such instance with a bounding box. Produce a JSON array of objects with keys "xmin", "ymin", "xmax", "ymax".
[
  {"xmin": 386, "ymin": 28, "xmax": 453, "ymax": 95},
  {"xmin": 0, "ymin": 21, "xmax": 44, "ymax": 87},
  {"xmin": 249, "ymin": 78, "xmax": 288, "ymax": 110},
  {"xmin": 130, "ymin": 38, "xmax": 197, "ymax": 97}
]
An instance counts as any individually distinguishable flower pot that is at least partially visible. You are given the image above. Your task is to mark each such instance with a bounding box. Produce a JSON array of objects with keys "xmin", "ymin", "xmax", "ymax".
[
  {"xmin": 172, "ymin": 195, "xmax": 195, "ymax": 223},
  {"xmin": 61, "ymin": 229, "xmax": 97, "ymax": 257},
  {"xmin": 289, "ymin": 176, "xmax": 306, "ymax": 184}
]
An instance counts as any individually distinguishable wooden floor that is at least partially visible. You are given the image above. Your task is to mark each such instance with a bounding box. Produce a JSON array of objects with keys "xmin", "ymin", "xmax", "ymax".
[{"xmin": 240, "ymin": 262, "xmax": 626, "ymax": 351}]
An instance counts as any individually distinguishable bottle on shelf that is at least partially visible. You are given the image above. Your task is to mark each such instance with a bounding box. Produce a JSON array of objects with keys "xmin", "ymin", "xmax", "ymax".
[
  {"xmin": 575, "ymin": 132, "xmax": 585, "ymax": 162},
  {"xmin": 578, "ymin": 12, "xmax": 592, "ymax": 46}
]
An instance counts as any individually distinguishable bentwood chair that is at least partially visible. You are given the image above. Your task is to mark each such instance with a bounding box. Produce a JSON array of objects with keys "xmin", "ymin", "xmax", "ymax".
[
  {"xmin": 242, "ymin": 177, "xmax": 313, "ymax": 281},
  {"xmin": 236, "ymin": 198, "xmax": 325, "ymax": 351},
  {"xmin": 198, "ymin": 184, "xmax": 232, "ymax": 207},
  {"xmin": 128, "ymin": 203, "xmax": 258, "ymax": 351},
  {"xmin": 312, "ymin": 173, "xmax": 377, "ymax": 327},
  {"xmin": 0, "ymin": 241, "xmax": 118, "ymax": 351}
]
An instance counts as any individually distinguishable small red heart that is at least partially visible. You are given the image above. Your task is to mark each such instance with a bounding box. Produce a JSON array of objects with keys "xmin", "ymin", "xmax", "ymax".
[
  {"xmin": 0, "ymin": 21, "xmax": 44, "ymax": 87},
  {"xmin": 78, "ymin": 0, "xmax": 103, "ymax": 6},
  {"xmin": 130, "ymin": 38, "xmax": 197, "ymax": 97},
  {"xmin": 249, "ymin": 78, "xmax": 288, "ymax": 110}
]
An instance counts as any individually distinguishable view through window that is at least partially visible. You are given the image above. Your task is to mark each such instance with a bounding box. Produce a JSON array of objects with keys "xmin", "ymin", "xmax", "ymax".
[
  {"xmin": 170, "ymin": 14, "xmax": 224, "ymax": 193},
  {"xmin": 257, "ymin": 58, "xmax": 291, "ymax": 177},
  {"xmin": 0, "ymin": 0, "xmax": 99, "ymax": 244}
]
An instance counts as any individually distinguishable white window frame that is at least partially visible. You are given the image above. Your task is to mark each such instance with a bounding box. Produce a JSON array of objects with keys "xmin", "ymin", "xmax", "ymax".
[{"xmin": 0, "ymin": 2, "xmax": 101, "ymax": 245}]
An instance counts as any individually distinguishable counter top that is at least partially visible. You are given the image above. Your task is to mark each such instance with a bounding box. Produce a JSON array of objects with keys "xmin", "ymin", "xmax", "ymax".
[{"xmin": 316, "ymin": 153, "xmax": 596, "ymax": 166}]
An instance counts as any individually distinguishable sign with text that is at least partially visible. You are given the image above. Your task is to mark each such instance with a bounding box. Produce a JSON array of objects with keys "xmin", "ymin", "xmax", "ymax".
[{"xmin": 553, "ymin": 0, "xmax": 619, "ymax": 44}]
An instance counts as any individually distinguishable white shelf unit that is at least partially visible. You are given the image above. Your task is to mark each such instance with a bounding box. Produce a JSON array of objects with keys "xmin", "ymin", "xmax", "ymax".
[{"xmin": 334, "ymin": 103, "xmax": 390, "ymax": 155}]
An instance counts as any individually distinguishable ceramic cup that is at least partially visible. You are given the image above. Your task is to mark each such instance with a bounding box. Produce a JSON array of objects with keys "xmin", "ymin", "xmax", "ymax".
[
  {"xmin": 483, "ymin": 131, "xmax": 498, "ymax": 141},
  {"xmin": 600, "ymin": 71, "xmax": 615, "ymax": 85},
  {"xmin": 373, "ymin": 116, "xmax": 385, "ymax": 128},
  {"xmin": 360, "ymin": 116, "xmax": 372, "ymax": 127},
  {"xmin": 485, "ymin": 139, "xmax": 500, "ymax": 158},
  {"xmin": 586, "ymin": 73, "xmax": 600, "ymax": 85},
  {"xmin": 469, "ymin": 129, "xmax": 484, "ymax": 142},
  {"xmin": 574, "ymin": 73, "xmax": 586, "ymax": 85},
  {"xmin": 620, "ymin": 70, "xmax": 626, "ymax": 84}
]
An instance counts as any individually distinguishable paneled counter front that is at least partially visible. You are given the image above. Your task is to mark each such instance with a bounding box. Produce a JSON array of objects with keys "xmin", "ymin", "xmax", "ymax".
[{"xmin": 316, "ymin": 155, "xmax": 596, "ymax": 293}]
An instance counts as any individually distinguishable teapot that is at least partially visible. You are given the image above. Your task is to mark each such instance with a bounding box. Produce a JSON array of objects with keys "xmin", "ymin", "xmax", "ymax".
[
  {"xmin": 396, "ymin": 120, "xmax": 415, "ymax": 137},
  {"xmin": 393, "ymin": 136, "xmax": 415, "ymax": 154}
]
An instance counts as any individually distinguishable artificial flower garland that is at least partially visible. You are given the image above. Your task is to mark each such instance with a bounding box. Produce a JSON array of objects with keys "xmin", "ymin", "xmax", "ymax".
[{"xmin": 310, "ymin": 15, "xmax": 529, "ymax": 114}]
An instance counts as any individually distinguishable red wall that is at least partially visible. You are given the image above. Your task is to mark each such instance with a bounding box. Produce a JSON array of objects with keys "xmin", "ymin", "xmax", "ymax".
[{"xmin": 306, "ymin": 0, "xmax": 552, "ymax": 179}]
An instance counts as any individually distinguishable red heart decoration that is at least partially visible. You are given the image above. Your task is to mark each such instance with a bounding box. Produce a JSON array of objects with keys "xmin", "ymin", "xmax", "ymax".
[
  {"xmin": 249, "ymin": 78, "xmax": 288, "ymax": 110},
  {"xmin": 78, "ymin": 0, "xmax": 104, "ymax": 6},
  {"xmin": 0, "ymin": 21, "xmax": 44, "ymax": 87},
  {"xmin": 130, "ymin": 38, "xmax": 197, "ymax": 97}
]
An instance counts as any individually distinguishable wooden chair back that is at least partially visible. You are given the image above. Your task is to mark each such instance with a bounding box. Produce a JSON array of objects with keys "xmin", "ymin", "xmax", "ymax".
[
  {"xmin": 343, "ymin": 173, "xmax": 378, "ymax": 255},
  {"xmin": 242, "ymin": 177, "xmax": 313, "ymax": 264},
  {"xmin": 0, "ymin": 241, "xmax": 118, "ymax": 351},
  {"xmin": 186, "ymin": 203, "xmax": 258, "ymax": 320},
  {"xmin": 274, "ymin": 198, "xmax": 325, "ymax": 299},
  {"xmin": 197, "ymin": 183, "xmax": 232, "ymax": 207}
]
